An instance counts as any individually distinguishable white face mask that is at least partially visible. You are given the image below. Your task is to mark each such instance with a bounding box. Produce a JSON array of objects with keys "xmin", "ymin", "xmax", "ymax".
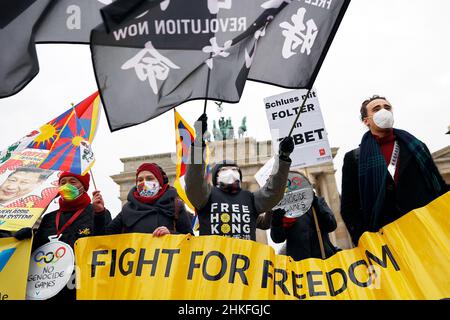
[
  {"xmin": 217, "ymin": 169, "xmax": 240, "ymax": 185},
  {"xmin": 373, "ymin": 108, "xmax": 394, "ymax": 129}
]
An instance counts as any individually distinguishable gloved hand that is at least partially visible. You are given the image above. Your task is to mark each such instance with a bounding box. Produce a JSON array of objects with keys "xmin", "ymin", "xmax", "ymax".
[
  {"xmin": 194, "ymin": 113, "xmax": 208, "ymax": 137},
  {"xmin": 279, "ymin": 136, "xmax": 294, "ymax": 161},
  {"xmin": 193, "ymin": 113, "xmax": 208, "ymax": 148},
  {"xmin": 270, "ymin": 208, "xmax": 286, "ymax": 226},
  {"xmin": 13, "ymin": 227, "xmax": 33, "ymax": 241}
]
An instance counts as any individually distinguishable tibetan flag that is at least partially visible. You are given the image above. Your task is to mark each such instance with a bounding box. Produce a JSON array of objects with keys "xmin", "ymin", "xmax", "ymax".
[
  {"xmin": 174, "ymin": 109, "xmax": 195, "ymax": 211},
  {"xmin": 27, "ymin": 108, "xmax": 73, "ymax": 150},
  {"xmin": 174, "ymin": 109, "xmax": 211, "ymax": 232},
  {"xmin": 73, "ymin": 91, "xmax": 101, "ymax": 143},
  {"xmin": 27, "ymin": 92, "xmax": 100, "ymax": 150},
  {"xmin": 38, "ymin": 111, "xmax": 95, "ymax": 175}
]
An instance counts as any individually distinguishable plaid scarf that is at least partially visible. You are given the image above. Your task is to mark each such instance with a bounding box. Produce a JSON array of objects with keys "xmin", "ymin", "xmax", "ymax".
[
  {"xmin": 359, "ymin": 129, "xmax": 443, "ymax": 230},
  {"xmin": 217, "ymin": 181, "xmax": 241, "ymax": 194}
]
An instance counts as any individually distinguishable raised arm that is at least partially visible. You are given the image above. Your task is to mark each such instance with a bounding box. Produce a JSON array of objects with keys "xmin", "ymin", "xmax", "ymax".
[
  {"xmin": 253, "ymin": 136, "xmax": 294, "ymax": 213},
  {"xmin": 184, "ymin": 113, "xmax": 212, "ymax": 210}
]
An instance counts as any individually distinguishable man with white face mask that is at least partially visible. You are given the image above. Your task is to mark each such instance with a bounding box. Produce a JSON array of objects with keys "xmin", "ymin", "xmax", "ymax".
[
  {"xmin": 185, "ymin": 114, "xmax": 294, "ymax": 241},
  {"xmin": 340, "ymin": 95, "xmax": 448, "ymax": 246}
]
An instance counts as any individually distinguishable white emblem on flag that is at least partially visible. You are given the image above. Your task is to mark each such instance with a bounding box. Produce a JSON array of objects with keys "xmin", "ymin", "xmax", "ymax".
[
  {"xmin": 208, "ymin": 0, "xmax": 232, "ymax": 14},
  {"xmin": 245, "ymin": 16, "xmax": 273, "ymax": 68},
  {"xmin": 280, "ymin": 7, "xmax": 318, "ymax": 59},
  {"xmin": 122, "ymin": 41, "xmax": 180, "ymax": 94},
  {"xmin": 80, "ymin": 140, "xmax": 95, "ymax": 173},
  {"xmin": 261, "ymin": 0, "xmax": 291, "ymax": 9},
  {"xmin": 160, "ymin": 0, "xmax": 170, "ymax": 11},
  {"xmin": 202, "ymin": 37, "xmax": 233, "ymax": 69}
]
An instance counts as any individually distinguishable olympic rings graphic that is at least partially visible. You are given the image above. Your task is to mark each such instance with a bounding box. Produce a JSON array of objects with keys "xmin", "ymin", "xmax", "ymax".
[
  {"xmin": 34, "ymin": 246, "xmax": 67, "ymax": 267},
  {"xmin": 287, "ymin": 176, "xmax": 303, "ymax": 191}
]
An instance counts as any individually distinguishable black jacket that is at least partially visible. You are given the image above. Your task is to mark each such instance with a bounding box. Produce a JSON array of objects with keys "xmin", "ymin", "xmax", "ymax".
[
  {"xmin": 32, "ymin": 204, "xmax": 112, "ymax": 301},
  {"xmin": 33, "ymin": 204, "xmax": 112, "ymax": 251},
  {"xmin": 96, "ymin": 187, "xmax": 193, "ymax": 235},
  {"xmin": 270, "ymin": 196, "xmax": 338, "ymax": 261},
  {"xmin": 341, "ymin": 138, "xmax": 448, "ymax": 245}
]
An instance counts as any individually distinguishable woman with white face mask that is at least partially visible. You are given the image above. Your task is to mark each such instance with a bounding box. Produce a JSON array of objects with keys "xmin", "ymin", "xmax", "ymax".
[{"xmin": 95, "ymin": 163, "xmax": 193, "ymax": 237}]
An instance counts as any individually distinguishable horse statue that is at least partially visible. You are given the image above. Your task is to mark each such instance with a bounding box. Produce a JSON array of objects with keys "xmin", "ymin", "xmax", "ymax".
[
  {"xmin": 226, "ymin": 118, "xmax": 234, "ymax": 139},
  {"xmin": 238, "ymin": 116, "xmax": 247, "ymax": 138}
]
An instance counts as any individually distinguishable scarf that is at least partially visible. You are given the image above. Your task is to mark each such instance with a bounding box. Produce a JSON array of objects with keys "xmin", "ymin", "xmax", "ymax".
[
  {"xmin": 217, "ymin": 181, "xmax": 241, "ymax": 194},
  {"xmin": 58, "ymin": 192, "xmax": 91, "ymax": 213},
  {"xmin": 359, "ymin": 129, "xmax": 443, "ymax": 230},
  {"xmin": 122, "ymin": 186, "xmax": 177, "ymax": 228}
]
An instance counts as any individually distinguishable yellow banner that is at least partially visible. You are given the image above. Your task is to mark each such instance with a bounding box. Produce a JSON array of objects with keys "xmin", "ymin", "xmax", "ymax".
[
  {"xmin": 75, "ymin": 192, "xmax": 450, "ymax": 300},
  {"xmin": 0, "ymin": 237, "xmax": 33, "ymax": 300}
]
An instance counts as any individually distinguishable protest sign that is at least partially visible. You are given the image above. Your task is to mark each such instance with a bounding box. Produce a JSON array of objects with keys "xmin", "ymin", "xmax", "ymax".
[
  {"xmin": 273, "ymin": 172, "xmax": 314, "ymax": 218},
  {"xmin": 27, "ymin": 238, "xmax": 74, "ymax": 300},
  {"xmin": 0, "ymin": 149, "xmax": 59, "ymax": 231},
  {"xmin": 264, "ymin": 88, "xmax": 332, "ymax": 168},
  {"xmin": 254, "ymin": 157, "xmax": 276, "ymax": 188}
]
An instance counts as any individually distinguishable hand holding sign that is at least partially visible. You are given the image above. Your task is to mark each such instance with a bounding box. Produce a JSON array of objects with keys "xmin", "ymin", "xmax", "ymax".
[
  {"xmin": 279, "ymin": 136, "xmax": 294, "ymax": 161},
  {"xmin": 264, "ymin": 88, "xmax": 332, "ymax": 168},
  {"xmin": 274, "ymin": 171, "xmax": 314, "ymax": 218}
]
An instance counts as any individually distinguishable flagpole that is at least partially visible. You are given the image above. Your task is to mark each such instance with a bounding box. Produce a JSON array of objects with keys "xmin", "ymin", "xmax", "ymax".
[
  {"xmin": 90, "ymin": 169, "xmax": 98, "ymax": 191},
  {"xmin": 287, "ymin": 87, "xmax": 312, "ymax": 137},
  {"xmin": 203, "ymin": 54, "xmax": 212, "ymax": 114},
  {"xmin": 312, "ymin": 206, "xmax": 326, "ymax": 259}
]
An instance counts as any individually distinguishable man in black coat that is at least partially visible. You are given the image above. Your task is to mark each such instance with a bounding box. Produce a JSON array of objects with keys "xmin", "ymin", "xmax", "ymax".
[
  {"xmin": 341, "ymin": 95, "xmax": 448, "ymax": 246},
  {"xmin": 270, "ymin": 195, "xmax": 339, "ymax": 261}
]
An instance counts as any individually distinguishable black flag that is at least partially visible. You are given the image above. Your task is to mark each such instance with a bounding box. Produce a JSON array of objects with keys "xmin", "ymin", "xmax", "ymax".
[
  {"xmin": 0, "ymin": 0, "xmax": 52, "ymax": 98},
  {"xmin": 0, "ymin": 0, "xmax": 114, "ymax": 98},
  {"xmin": 34, "ymin": 0, "xmax": 114, "ymax": 44},
  {"xmin": 92, "ymin": 0, "xmax": 350, "ymax": 131}
]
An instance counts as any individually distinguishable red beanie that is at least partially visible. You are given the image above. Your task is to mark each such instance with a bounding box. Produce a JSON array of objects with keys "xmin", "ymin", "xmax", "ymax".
[
  {"xmin": 59, "ymin": 172, "xmax": 90, "ymax": 191},
  {"xmin": 136, "ymin": 163, "xmax": 165, "ymax": 186}
]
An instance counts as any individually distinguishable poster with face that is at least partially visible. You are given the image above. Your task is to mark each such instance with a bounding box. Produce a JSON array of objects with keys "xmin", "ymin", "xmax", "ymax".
[{"xmin": 0, "ymin": 149, "xmax": 59, "ymax": 232}]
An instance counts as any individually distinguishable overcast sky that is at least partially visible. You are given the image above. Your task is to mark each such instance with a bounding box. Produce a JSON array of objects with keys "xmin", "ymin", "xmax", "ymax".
[{"xmin": 0, "ymin": 0, "xmax": 449, "ymax": 219}]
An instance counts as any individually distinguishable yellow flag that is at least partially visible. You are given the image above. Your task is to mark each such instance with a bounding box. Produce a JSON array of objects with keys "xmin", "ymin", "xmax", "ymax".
[{"xmin": 0, "ymin": 237, "xmax": 33, "ymax": 300}]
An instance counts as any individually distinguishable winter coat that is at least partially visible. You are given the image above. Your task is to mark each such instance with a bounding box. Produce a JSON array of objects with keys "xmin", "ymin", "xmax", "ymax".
[
  {"xmin": 270, "ymin": 196, "xmax": 338, "ymax": 261},
  {"xmin": 95, "ymin": 186, "xmax": 193, "ymax": 235},
  {"xmin": 33, "ymin": 204, "xmax": 112, "ymax": 250},
  {"xmin": 341, "ymin": 138, "xmax": 448, "ymax": 246},
  {"xmin": 32, "ymin": 204, "xmax": 112, "ymax": 301}
]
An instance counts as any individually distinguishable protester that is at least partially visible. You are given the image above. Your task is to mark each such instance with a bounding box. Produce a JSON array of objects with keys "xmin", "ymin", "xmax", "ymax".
[
  {"xmin": 25, "ymin": 171, "xmax": 111, "ymax": 300},
  {"xmin": 0, "ymin": 167, "xmax": 52, "ymax": 206},
  {"xmin": 341, "ymin": 95, "xmax": 448, "ymax": 245},
  {"xmin": 95, "ymin": 163, "xmax": 193, "ymax": 236},
  {"xmin": 270, "ymin": 194, "xmax": 339, "ymax": 261},
  {"xmin": 185, "ymin": 113, "xmax": 294, "ymax": 241}
]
